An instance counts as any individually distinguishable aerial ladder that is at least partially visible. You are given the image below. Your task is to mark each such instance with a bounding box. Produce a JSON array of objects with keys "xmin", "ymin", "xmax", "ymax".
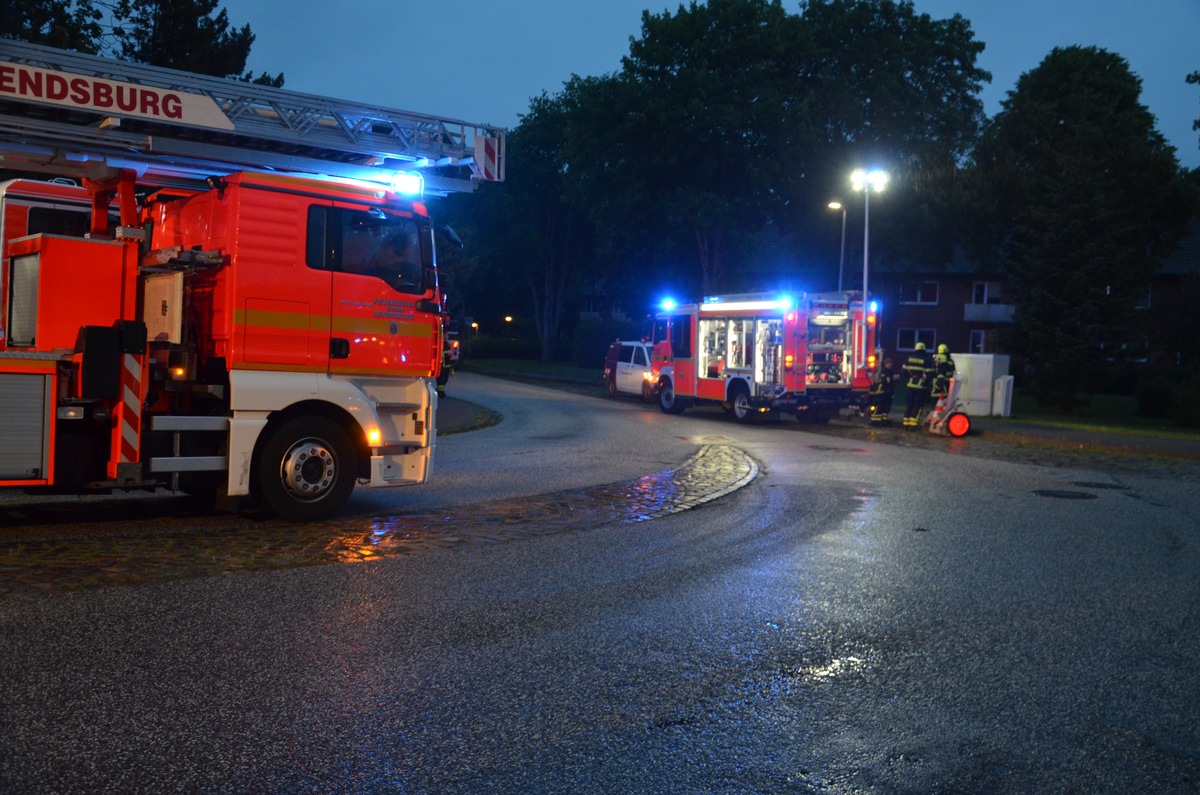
[
  {"xmin": 0, "ymin": 40, "xmax": 505, "ymax": 520},
  {"xmin": 0, "ymin": 39, "xmax": 504, "ymax": 191}
]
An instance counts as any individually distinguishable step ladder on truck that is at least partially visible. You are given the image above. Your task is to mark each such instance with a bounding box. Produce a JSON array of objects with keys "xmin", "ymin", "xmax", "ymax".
[{"xmin": 0, "ymin": 40, "xmax": 505, "ymax": 520}]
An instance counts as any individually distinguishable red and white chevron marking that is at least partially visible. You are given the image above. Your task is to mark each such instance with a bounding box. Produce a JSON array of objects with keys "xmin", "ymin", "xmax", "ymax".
[
  {"xmin": 474, "ymin": 135, "xmax": 501, "ymax": 182},
  {"xmin": 117, "ymin": 353, "xmax": 142, "ymax": 463}
]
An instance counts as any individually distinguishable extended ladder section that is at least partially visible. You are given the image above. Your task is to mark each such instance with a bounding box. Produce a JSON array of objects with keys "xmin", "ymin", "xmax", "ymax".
[{"xmin": 0, "ymin": 40, "xmax": 505, "ymax": 193}]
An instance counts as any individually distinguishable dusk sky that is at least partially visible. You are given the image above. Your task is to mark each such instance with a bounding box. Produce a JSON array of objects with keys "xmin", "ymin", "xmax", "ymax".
[{"xmin": 238, "ymin": 1, "xmax": 1200, "ymax": 169}]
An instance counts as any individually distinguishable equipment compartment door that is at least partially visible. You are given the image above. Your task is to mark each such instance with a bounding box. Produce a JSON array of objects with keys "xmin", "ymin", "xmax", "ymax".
[{"xmin": 0, "ymin": 371, "xmax": 51, "ymax": 481}]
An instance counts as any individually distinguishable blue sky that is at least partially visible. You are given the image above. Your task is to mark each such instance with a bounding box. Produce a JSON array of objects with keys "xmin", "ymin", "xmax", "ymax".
[{"xmin": 238, "ymin": 0, "xmax": 1200, "ymax": 169}]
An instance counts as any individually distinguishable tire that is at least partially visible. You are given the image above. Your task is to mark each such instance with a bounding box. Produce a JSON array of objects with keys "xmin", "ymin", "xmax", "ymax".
[
  {"xmin": 641, "ymin": 381, "xmax": 655, "ymax": 403},
  {"xmin": 607, "ymin": 377, "xmax": 618, "ymax": 398},
  {"xmin": 947, "ymin": 411, "xmax": 971, "ymax": 438},
  {"xmin": 729, "ymin": 384, "xmax": 753, "ymax": 423},
  {"xmin": 255, "ymin": 416, "xmax": 357, "ymax": 521},
  {"xmin": 658, "ymin": 378, "xmax": 686, "ymax": 415}
]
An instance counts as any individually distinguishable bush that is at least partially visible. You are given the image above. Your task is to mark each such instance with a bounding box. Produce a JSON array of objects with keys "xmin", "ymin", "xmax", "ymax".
[
  {"xmin": 1135, "ymin": 372, "xmax": 1176, "ymax": 419},
  {"xmin": 1169, "ymin": 376, "xmax": 1200, "ymax": 429}
]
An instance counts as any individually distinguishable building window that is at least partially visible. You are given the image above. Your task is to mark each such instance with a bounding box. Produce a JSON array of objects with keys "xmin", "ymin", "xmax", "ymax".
[
  {"xmin": 896, "ymin": 328, "xmax": 936, "ymax": 351},
  {"xmin": 969, "ymin": 330, "xmax": 987, "ymax": 353},
  {"xmin": 972, "ymin": 281, "xmax": 1004, "ymax": 305},
  {"xmin": 1134, "ymin": 283, "xmax": 1151, "ymax": 310},
  {"xmin": 899, "ymin": 280, "xmax": 939, "ymax": 305}
]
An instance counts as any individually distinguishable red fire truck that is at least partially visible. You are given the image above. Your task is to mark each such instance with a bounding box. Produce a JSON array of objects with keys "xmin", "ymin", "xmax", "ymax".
[
  {"xmin": 0, "ymin": 41, "xmax": 504, "ymax": 519},
  {"xmin": 650, "ymin": 291, "xmax": 879, "ymax": 422}
]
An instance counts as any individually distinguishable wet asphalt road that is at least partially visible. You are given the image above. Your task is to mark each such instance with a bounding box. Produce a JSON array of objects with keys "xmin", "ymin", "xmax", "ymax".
[{"xmin": 1, "ymin": 374, "xmax": 1198, "ymax": 793}]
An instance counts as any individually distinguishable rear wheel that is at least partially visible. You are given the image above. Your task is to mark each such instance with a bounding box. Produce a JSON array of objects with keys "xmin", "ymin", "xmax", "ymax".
[
  {"xmin": 607, "ymin": 377, "xmax": 618, "ymax": 398},
  {"xmin": 947, "ymin": 411, "xmax": 971, "ymax": 438},
  {"xmin": 658, "ymin": 378, "xmax": 686, "ymax": 414},
  {"xmin": 729, "ymin": 385, "xmax": 753, "ymax": 423},
  {"xmin": 255, "ymin": 416, "xmax": 357, "ymax": 521}
]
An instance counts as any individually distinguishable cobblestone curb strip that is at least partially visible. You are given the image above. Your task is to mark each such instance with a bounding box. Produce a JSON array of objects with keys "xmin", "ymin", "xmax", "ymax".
[{"xmin": 0, "ymin": 445, "xmax": 759, "ymax": 599}]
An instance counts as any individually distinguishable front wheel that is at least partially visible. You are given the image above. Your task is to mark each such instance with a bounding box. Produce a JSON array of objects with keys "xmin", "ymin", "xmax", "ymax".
[
  {"xmin": 255, "ymin": 416, "xmax": 358, "ymax": 521},
  {"xmin": 658, "ymin": 378, "xmax": 686, "ymax": 414}
]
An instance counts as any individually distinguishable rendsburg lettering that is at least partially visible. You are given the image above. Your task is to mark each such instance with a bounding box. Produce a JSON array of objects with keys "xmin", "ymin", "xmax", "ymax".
[{"xmin": 0, "ymin": 64, "xmax": 184, "ymax": 120}]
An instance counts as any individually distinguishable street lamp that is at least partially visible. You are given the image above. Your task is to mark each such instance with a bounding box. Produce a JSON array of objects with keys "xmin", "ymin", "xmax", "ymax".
[
  {"xmin": 851, "ymin": 168, "xmax": 888, "ymax": 367},
  {"xmin": 827, "ymin": 201, "xmax": 847, "ymax": 292}
]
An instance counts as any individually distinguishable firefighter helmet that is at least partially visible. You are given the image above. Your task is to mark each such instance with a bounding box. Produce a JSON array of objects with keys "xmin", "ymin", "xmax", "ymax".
[
  {"xmin": 937, "ymin": 344, "xmax": 949, "ymax": 354},
  {"xmin": 915, "ymin": 342, "xmax": 926, "ymax": 350}
]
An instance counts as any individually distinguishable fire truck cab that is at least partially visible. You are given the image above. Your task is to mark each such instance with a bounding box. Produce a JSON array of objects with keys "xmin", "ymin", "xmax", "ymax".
[{"xmin": 651, "ymin": 291, "xmax": 878, "ymax": 423}]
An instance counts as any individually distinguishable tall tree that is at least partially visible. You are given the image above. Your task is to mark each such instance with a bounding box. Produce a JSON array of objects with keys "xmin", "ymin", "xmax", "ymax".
[
  {"xmin": 439, "ymin": 94, "xmax": 596, "ymax": 360},
  {"xmin": 563, "ymin": 0, "xmax": 812, "ymax": 297},
  {"xmin": 109, "ymin": 0, "xmax": 282, "ymax": 84},
  {"xmin": 1, "ymin": 0, "xmax": 282, "ymax": 85},
  {"xmin": 0, "ymin": 0, "xmax": 102, "ymax": 53},
  {"xmin": 797, "ymin": 0, "xmax": 991, "ymax": 270},
  {"xmin": 1190, "ymin": 69, "xmax": 1200, "ymax": 152},
  {"xmin": 977, "ymin": 46, "xmax": 1191, "ymax": 410},
  {"xmin": 508, "ymin": 94, "xmax": 596, "ymax": 360}
]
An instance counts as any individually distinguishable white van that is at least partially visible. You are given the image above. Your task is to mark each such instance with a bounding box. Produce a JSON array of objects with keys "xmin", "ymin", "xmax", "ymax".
[{"xmin": 603, "ymin": 340, "xmax": 656, "ymax": 401}]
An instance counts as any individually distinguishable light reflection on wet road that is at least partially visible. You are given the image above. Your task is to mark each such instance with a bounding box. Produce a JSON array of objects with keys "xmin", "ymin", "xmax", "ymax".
[{"xmin": 0, "ymin": 445, "xmax": 757, "ymax": 597}]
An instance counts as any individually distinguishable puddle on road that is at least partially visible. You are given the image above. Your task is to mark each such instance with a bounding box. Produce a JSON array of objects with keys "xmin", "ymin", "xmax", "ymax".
[{"xmin": 1, "ymin": 445, "xmax": 759, "ymax": 597}]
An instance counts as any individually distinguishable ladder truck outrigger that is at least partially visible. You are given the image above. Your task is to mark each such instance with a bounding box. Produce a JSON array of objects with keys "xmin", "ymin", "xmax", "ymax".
[
  {"xmin": 0, "ymin": 41, "xmax": 505, "ymax": 520},
  {"xmin": 651, "ymin": 291, "xmax": 879, "ymax": 423}
]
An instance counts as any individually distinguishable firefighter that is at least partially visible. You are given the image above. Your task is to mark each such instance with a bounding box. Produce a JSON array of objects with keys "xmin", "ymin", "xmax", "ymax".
[
  {"xmin": 930, "ymin": 343, "xmax": 956, "ymax": 408},
  {"xmin": 868, "ymin": 356, "xmax": 900, "ymax": 427},
  {"xmin": 901, "ymin": 342, "xmax": 934, "ymax": 429}
]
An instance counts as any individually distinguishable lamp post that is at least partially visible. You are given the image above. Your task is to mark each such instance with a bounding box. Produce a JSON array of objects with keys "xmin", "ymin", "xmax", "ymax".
[
  {"xmin": 851, "ymin": 168, "xmax": 888, "ymax": 367},
  {"xmin": 827, "ymin": 200, "xmax": 847, "ymax": 292}
]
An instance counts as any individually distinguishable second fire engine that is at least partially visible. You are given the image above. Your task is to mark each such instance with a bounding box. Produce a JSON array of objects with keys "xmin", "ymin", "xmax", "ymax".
[{"xmin": 651, "ymin": 291, "xmax": 879, "ymax": 422}]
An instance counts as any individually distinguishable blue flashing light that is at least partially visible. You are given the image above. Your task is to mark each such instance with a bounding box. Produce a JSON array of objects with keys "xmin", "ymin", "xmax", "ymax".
[
  {"xmin": 779, "ymin": 295, "xmax": 794, "ymax": 311},
  {"xmin": 660, "ymin": 297, "xmax": 678, "ymax": 312},
  {"xmin": 391, "ymin": 170, "xmax": 424, "ymax": 197},
  {"xmin": 869, "ymin": 300, "xmax": 879, "ymax": 312}
]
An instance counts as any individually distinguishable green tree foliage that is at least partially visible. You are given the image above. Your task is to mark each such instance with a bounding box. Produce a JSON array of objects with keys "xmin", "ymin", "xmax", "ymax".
[
  {"xmin": 1190, "ymin": 70, "xmax": 1200, "ymax": 139},
  {"xmin": 436, "ymin": 94, "xmax": 596, "ymax": 361},
  {"xmin": 555, "ymin": 0, "xmax": 991, "ymax": 299},
  {"xmin": 977, "ymin": 46, "xmax": 1191, "ymax": 411},
  {"xmin": 109, "ymin": 0, "xmax": 282, "ymax": 85},
  {"xmin": 502, "ymin": 94, "xmax": 596, "ymax": 360},
  {"xmin": 562, "ymin": 0, "xmax": 812, "ymax": 296},
  {"xmin": 0, "ymin": 0, "xmax": 103, "ymax": 53},
  {"xmin": 1, "ymin": 1, "xmax": 282, "ymax": 86},
  {"xmin": 797, "ymin": 0, "xmax": 990, "ymax": 268}
]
